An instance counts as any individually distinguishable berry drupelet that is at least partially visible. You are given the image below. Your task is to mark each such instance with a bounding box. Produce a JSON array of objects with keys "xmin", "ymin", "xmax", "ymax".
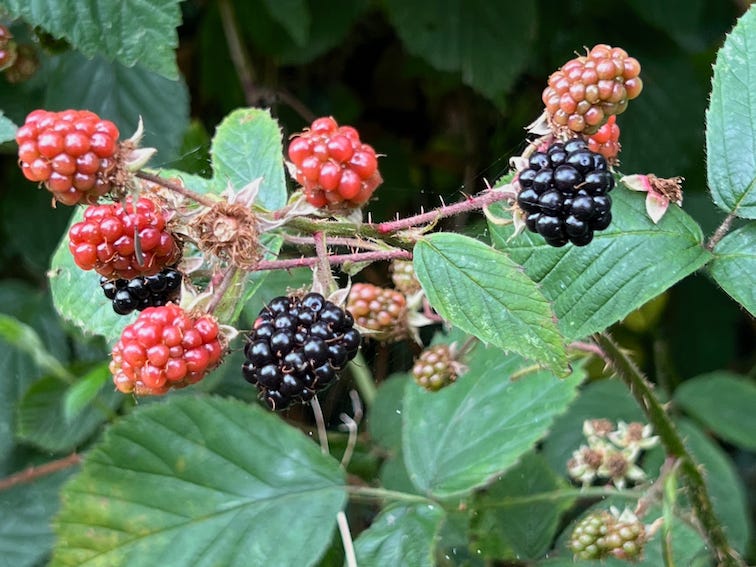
[
  {"xmin": 100, "ymin": 267, "xmax": 182, "ymax": 315},
  {"xmin": 242, "ymin": 293, "xmax": 361, "ymax": 411},
  {"xmin": 517, "ymin": 138, "xmax": 615, "ymax": 247}
]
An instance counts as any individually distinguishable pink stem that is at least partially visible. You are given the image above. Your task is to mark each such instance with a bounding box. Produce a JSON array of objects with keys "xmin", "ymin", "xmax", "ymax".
[
  {"xmin": 375, "ymin": 188, "xmax": 515, "ymax": 234},
  {"xmin": 255, "ymin": 249, "xmax": 412, "ymax": 272}
]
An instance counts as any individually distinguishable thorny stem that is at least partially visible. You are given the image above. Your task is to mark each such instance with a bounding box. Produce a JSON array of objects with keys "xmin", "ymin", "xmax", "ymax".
[
  {"xmin": 254, "ymin": 249, "xmax": 412, "ymax": 272},
  {"xmin": 313, "ymin": 231, "xmax": 334, "ymax": 294},
  {"xmin": 705, "ymin": 211, "xmax": 736, "ymax": 251},
  {"xmin": 136, "ymin": 171, "xmax": 216, "ymax": 208},
  {"xmin": 205, "ymin": 266, "xmax": 242, "ymax": 315},
  {"xmin": 0, "ymin": 453, "xmax": 82, "ymax": 491},
  {"xmin": 281, "ymin": 233, "xmax": 390, "ymax": 252},
  {"xmin": 345, "ymin": 485, "xmax": 434, "ymax": 505},
  {"xmin": 592, "ymin": 332, "xmax": 744, "ymax": 567},
  {"xmin": 375, "ymin": 187, "xmax": 515, "ymax": 234}
]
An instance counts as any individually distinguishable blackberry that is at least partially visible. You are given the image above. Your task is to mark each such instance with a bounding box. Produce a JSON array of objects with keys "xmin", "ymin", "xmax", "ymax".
[
  {"xmin": 516, "ymin": 140, "xmax": 615, "ymax": 247},
  {"xmin": 100, "ymin": 267, "xmax": 182, "ymax": 315},
  {"xmin": 543, "ymin": 44, "xmax": 642, "ymax": 135},
  {"xmin": 242, "ymin": 293, "xmax": 361, "ymax": 411}
]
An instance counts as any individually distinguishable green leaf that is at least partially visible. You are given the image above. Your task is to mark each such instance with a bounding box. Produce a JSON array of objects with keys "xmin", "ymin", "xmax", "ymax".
[
  {"xmin": 354, "ymin": 503, "xmax": 445, "ymax": 567},
  {"xmin": 0, "ymin": 110, "xmax": 17, "ymax": 143},
  {"xmin": 706, "ymin": 5, "xmax": 756, "ymax": 218},
  {"xmin": 16, "ymin": 373, "xmax": 121, "ymax": 453},
  {"xmin": 0, "ymin": 283, "xmax": 72, "ymax": 473},
  {"xmin": 261, "ymin": 0, "xmax": 310, "ymax": 46},
  {"xmin": 677, "ymin": 419, "xmax": 751, "ymax": 552},
  {"xmin": 470, "ymin": 452, "xmax": 574, "ymax": 561},
  {"xmin": 367, "ymin": 374, "xmax": 407, "ymax": 452},
  {"xmin": 414, "ymin": 233, "xmax": 568, "ymax": 375},
  {"xmin": 45, "ymin": 52, "xmax": 189, "ymax": 162},
  {"xmin": 0, "ymin": 314, "xmax": 71, "ymax": 381},
  {"xmin": 383, "ymin": 0, "xmax": 535, "ymax": 100},
  {"xmin": 708, "ymin": 222, "xmax": 756, "ymax": 315},
  {"xmin": 0, "ymin": 0, "xmax": 181, "ymax": 79},
  {"xmin": 402, "ymin": 348, "xmax": 583, "ymax": 498},
  {"xmin": 237, "ymin": 0, "xmax": 368, "ymax": 65},
  {"xmin": 211, "ymin": 108, "xmax": 288, "ymax": 211},
  {"xmin": 52, "ymin": 396, "xmax": 346, "ymax": 567},
  {"xmin": 63, "ymin": 362, "xmax": 112, "ymax": 421},
  {"xmin": 675, "ymin": 372, "xmax": 756, "ymax": 451},
  {"xmin": 489, "ymin": 188, "xmax": 711, "ymax": 340},
  {"xmin": 1, "ymin": 169, "xmax": 75, "ymax": 273},
  {"xmin": 0, "ymin": 469, "xmax": 76, "ymax": 567},
  {"xmin": 541, "ymin": 379, "xmax": 644, "ymax": 474}
]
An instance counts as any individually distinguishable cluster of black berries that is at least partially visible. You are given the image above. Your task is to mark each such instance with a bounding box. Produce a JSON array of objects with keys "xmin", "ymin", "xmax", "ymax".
[
  {"xmin": 100, "ymin": 268, "xmax": 182, "ymax": 315},
  {"xmin": 517, "ymin": 139, "xmax": 614, "ymax": 247},
  {"xmin": 243, "ymin": 293, "xmax": 361, "ymax": 410}
]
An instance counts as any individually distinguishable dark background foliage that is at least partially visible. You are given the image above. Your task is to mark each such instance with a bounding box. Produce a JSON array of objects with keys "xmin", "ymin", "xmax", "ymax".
[{"xmin": 0, "ymin": 0, "xmax": 753, "ymax": 564}]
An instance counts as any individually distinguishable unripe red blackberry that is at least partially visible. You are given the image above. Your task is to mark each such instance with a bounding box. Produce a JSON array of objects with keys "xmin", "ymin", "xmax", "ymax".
[
  {"xmin": 242, "ymin": 293, "xmax": 361, "ymax": 410},
  {"xmin": 390, "ymin": 259, "xmax": 422, "ymax": 295},
  {"xmin": 346, "ymin": 283, "xmax": 408, "ymax": 342},
  {"xmin": 110, "ymin": 303, "xmax": 223, "ymax": 395},
  {"xmin": 16, "ymin": 109, "xmax": 120, "ymax": 205},
  {"xmin": 568, "ymin": 509, "xmax": 646, "ymax": 561},
  {"xmin": 543, "ymin": 44, "xmax": 642, "ymax": 135},
  {"xmin": 68, "ymin": 196, "xmax": 181, "ymax": 279},
  {"xmin": 412, "ymin": 344, "xmax": 458, "ymax": 391},
  {"xmin": 587, "ymin": 115, "xmax": 620, "ymax": 163},
  {"xmin": 516, "ymin": 138, "xmax": 614, "ymax": 247},
  {"xmin": 100, "ymin": 267, "xmax": 182, "ymax": 315},
  {"xmin": 287, "ymin": 116, "xmax": 382, "ymax": 210}
]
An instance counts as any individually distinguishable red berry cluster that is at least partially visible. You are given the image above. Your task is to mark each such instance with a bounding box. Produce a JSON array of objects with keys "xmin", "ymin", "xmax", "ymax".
[
  {"xmin": 346, "ymin": 283, "xmax": 407, "ymax": 342},
  {"xmin": 543, "ymin": 44, "xmax": 642, "ymax": 135},
  {"xmin": 68, "ymin": 196, "xmax": 180, "ymax": 280},
  {"xmin": 16, "ymin": 109, "xmax": 120, "ymax": 205},
  {"xmin": 287, "ymin": 116, "xmax": 382, "ymax": 210},
  {"xmin": 587, "ymin": 115, "xmax": 620, "ymax": 163},
  {"xmin": 110, "ymin": 303, "xmax": 223, "ymax": 395}
]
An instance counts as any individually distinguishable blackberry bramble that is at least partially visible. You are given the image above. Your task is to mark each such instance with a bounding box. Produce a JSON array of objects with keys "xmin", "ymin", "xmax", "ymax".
[
  {"xmin": 110, "ymin": 303, "xmax": 223, "ymax": 395},
  {"xmin": 543, "ymin": 44, "xmax": 642, "ymax": 135},
  {"xmin": 517, "ymin": 138, "xmax": 615, "ymax": 247},
  {"xmin": 100, "ymin": 267, "xmax": 182, "ymax": 315},
  {"xmin": 16, "ymin": 109, "xmax": 120, "ymax": 205},
  {"xmin": 68, "ymin": 196, "xmax": 181, "ymax": 279},
  {"xmin": 287, "ymin": 116, "xmax": 382, "ymax": 210},
  {"xmin": 243, "ymin": 293, "xmax": 361, "ymax": 411}
]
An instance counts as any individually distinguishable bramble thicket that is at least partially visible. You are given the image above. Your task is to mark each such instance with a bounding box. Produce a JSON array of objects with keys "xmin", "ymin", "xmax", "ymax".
[{"xmin": 0, "ymin": 2, "xmax": 754, "ymax": 567}]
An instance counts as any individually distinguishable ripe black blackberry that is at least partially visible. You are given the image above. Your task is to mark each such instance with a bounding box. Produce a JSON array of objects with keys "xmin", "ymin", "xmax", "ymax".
[
  {"xmin": 242, "ymin": 293, "xmax": 361, "ymax": 411},
  {"xmin": 517, "ymin": 138, "xmax": 614, "ymax": 247},
  {"xmin": 100, "ymin": 267, "xmax": 182, "ymax": 315}
]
